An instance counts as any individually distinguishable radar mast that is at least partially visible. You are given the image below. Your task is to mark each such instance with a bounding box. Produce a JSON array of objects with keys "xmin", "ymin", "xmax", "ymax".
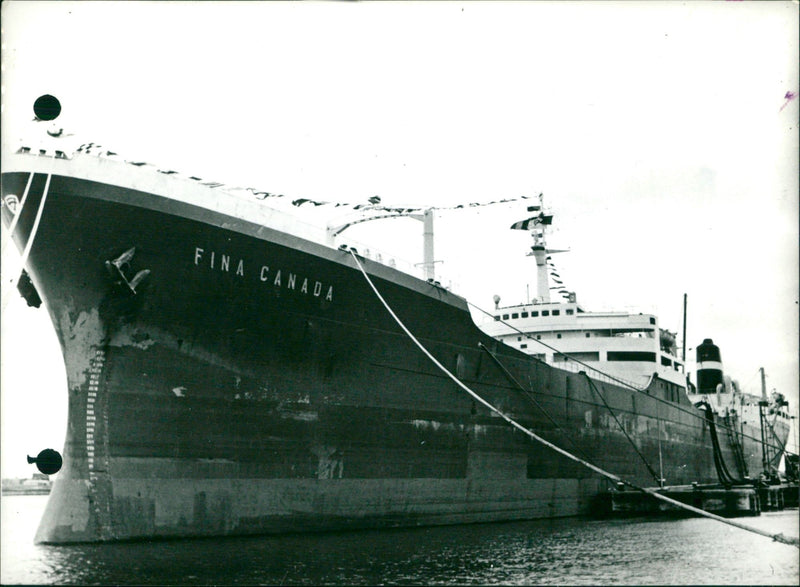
[{"xmin": 509, "ymin": 194, "xmax": 567, "ymax": 303}]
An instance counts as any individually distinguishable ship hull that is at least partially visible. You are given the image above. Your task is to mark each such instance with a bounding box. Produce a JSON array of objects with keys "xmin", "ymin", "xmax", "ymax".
[{"xmin": 1, "ymin": 166, "xmax": 789, "ymax": 543}]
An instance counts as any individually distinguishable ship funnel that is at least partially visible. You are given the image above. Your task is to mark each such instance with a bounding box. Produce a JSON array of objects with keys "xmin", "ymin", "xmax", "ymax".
[{"xmin": 696, "ymin": 338, "xmax": 724, "ymax": 394}]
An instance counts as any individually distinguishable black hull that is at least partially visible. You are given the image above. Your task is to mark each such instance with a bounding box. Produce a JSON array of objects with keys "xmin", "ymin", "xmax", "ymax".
[{"xmin": 1, "ymin": 165, "xmax": 786, "ymax": 543}]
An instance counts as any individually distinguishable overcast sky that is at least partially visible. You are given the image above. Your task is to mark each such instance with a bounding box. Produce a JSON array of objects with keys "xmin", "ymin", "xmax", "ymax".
[{"xmin": 1, "ymin": 1, "xmax": 798, "ymax": 478}]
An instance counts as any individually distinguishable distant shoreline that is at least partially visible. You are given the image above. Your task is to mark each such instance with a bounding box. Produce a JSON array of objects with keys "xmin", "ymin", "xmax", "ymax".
[
  {"xmin": 2, "ymin": 476, "xmax": 52, "ymax": 496},
  {"xmin": 2, "ymin": 488, "xmax": 51, "ymax": 496}
]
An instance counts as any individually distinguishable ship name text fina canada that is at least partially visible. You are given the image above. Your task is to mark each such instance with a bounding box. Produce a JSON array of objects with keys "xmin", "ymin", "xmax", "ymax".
[{"xmin": 193, "ymin": 247, "xmax": 334, "ymax": 301}]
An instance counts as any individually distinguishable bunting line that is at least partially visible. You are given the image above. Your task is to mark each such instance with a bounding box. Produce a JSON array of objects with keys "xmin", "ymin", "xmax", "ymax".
[
  {"xmin": 546, "ymin": 256, "xmax": 571, "ymax": 301},
  {"xmin": 276, "ymin": 191, "xmax": 544, "ymax": 213},
  {"xmin": 73, "ymin": 140, "xmax": 544, "ymax": 216}
]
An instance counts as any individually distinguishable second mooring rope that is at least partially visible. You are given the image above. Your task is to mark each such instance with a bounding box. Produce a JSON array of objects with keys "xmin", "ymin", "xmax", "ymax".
[
  {"xmin": 2, "ymin": 174, "xmax": 51, "ymax": 315},
  {"xmin": 348, "ymin": 249, "xmax": 799, "ymax": 548}
]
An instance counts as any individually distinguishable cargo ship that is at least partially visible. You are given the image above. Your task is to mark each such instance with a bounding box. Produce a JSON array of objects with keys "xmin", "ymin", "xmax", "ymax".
[{"xmin": 1, "ymin": 96, "xmax": 791, "ymax": 543}]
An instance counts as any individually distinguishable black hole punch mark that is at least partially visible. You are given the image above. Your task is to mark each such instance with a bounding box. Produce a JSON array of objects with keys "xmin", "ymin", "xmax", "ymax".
[
  {"xmin": 33, "ymin": 94, "xmax": 62, "ymax": 121},
  {"xmin": 27, "ymin": 448, "xmax": 63, "ymax": 475}
]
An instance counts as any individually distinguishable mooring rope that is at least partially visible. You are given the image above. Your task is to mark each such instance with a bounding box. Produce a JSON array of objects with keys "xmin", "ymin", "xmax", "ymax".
[
  {"xmin": 583, "ymin": 374, "xmax": 663, "ymax": 485},
  {"xmin": 699, "ymin": 402, "xmax": 747, "ymax": 487},
  {"xmin": 348, "ymin": 248, "xmax": 799, "ymax": 548},
  {"xmin": 0, "ymin": 172, "xmax": 34, "ymax": 256},
  {"xmin": 477, "ymin": 341, "xmax": 595, "ymax": 464},
  {"xmin": 468, "ymin": 300, "xmax": 648, "ymax": 392},
  {"xmin": 1, "ymin": 174, "xmax": 51, "ymax": 314},
  {"xmin": 467, "ymin": 300, "xmax": 789, "ymax": 461}
]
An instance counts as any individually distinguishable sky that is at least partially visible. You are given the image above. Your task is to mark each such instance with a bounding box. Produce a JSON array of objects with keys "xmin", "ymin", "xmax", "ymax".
[{"xmin": 1, "ymin": 1, "xmax": 798, "ymax": 479}]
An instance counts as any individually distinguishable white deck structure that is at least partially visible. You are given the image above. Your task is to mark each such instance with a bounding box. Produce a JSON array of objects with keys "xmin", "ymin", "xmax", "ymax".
[{"xmin": 478, "ymin": 196, "xmax": 685, "ymax": 389}]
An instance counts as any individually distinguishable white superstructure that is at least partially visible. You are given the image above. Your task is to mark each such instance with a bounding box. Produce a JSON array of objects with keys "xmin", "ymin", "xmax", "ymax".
[{"xmin": 480, "ymin": 196, "xmax": 685, "ymax": 389}]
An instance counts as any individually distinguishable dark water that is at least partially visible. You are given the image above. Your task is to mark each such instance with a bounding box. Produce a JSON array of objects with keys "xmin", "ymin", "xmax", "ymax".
[{"xmin": 2, "ymin": 495, "xmax": 798, "ymax": 585}]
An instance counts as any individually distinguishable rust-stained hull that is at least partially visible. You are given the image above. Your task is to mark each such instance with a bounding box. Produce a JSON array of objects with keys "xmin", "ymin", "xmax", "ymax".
[{"xmin": 1, "ymin": 163, "xmax": 789, "ymax": 543}]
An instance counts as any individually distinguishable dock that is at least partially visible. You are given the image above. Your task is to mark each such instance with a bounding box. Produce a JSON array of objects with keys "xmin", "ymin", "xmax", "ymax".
[{"xmin": 594, "ymin": 482, "xmax": 799, "ymax": 518}]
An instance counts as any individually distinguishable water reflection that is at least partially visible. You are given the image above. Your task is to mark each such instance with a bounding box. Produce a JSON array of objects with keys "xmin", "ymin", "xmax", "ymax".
[{"xmin": 2, "ymin": 496, "xmax": 798, "ymax": 585}]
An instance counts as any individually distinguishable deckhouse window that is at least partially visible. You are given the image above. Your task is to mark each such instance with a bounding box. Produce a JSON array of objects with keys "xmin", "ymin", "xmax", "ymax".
[
  {"xmin": 607, "ymin": 351, "xmax": 657, "ymax": 362},
  {"xmin": 542, "ymin": 310, "xmax": 550, "ymax": 316},
  {"xmin": 494, "ymin": 315, "xmax": 500, "ymax": 321},
  {"xmin": 502, "ymin": 314, "xmax": 509, "ymax": 320},
  {"xmin": 532, "ymin": 311, "xmax": 539, "ymax": 317},
  {"xmin": 552, "ymin": 310, "xmax": 560, "ymax": 316},
  {"xmin": 555, "ymin": 351, "xmax": 599, "ymax": 362},
  {"xmin": 521, "ymin": 312, "xmax": 529, "ymax": 318},
  {"xmin": 566, "ymin": 309, "xmax": 574, "ymax": 315},
  {"xmin": 512, "ymin": 313, "xmax": 519, "ymax": 319}
]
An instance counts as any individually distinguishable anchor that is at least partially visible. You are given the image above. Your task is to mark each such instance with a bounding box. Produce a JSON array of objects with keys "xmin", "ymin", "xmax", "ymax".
[{"xmin": 105, "ymin": 247, "xmax": 150, "ymax": 294}]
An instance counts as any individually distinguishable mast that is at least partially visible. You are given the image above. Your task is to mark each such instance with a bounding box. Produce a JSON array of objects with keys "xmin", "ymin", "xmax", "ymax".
[
  {"xmin": 509, "ymin": 194, "xmax": 566, "ymax": 303},
  {"xmin": 681, "ymin": 293, "xmax": 687, "ymax": 369},
  {"xmin": 326, "ymin": 206, "xmax": 438, "ymax": 280},
  {"xmin": 657, "ymin": 401, "xmax": 665, "ymax": 488},
  {"xmin": 531, "ymin": 228, "xmax": 550, "ymax": 303},
  {"xmin": 758, "ymin": 367, "xmax": 772, "ymax": 476},
  {"xmin": 421, "ymin": 208, "xmax": 435, "ymax": 281}
]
